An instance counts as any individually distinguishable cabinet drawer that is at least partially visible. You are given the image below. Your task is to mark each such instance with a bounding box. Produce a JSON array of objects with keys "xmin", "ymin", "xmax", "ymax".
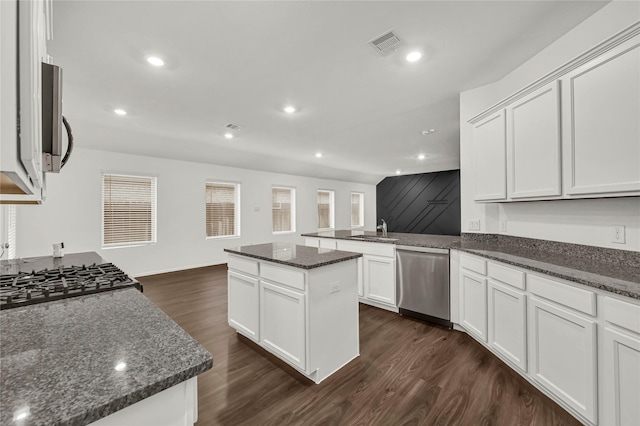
[
  {"xmin": 305, "ymin": 237, "xmax": 320, "ymax": 248},
  {"xmin": 488, "ymin": 262, "xmax": 525, "ymax": 290},
  {"xmin": 228, "ymin": 255, "xmax": 259, "ymax": 276},
  {"xmin": 460, "ymin": 253, "xmax": 487, "ymax": 275},
  {"xmin": 528, "ymin": 274, "xmax": 596, "ymax": 316},
  {"xmin": 318, "ymin": 238, "xmax": 337, "ymax": 250},
  {"xmin": 336, "ymin": 240, "xmax": 395, "ymax": 258},
  {"xmin": 604, "ymin": 296, "xmax": 640, "ymax": 334},
  {"xmin": 261, "ymin": 262, "xmax": 305, "ymax": 292}
]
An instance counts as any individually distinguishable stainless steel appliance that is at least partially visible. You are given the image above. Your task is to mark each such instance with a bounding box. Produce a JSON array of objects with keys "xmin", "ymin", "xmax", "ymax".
[
  {"xmin": 41, "ymin": 63, "xmax": 73, "ymax": 173},
  {"xmin": 0, "ymin": 262, "xmax": 140, "ymax": 310},
  {"xmin": 396, "ymin": 245, "xmax": 451, "ymax": 327}
]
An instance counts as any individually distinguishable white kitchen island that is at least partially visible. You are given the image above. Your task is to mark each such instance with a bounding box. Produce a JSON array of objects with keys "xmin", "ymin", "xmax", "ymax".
[{"xmin": 224, "ymin": 242, "xmax": 362, "ymax": 384}]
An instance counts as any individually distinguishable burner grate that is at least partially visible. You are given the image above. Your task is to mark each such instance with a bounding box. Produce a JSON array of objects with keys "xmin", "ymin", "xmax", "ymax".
[{"xmin": 0, "ymin": 263, "xmax": 141, "ymax": 310}]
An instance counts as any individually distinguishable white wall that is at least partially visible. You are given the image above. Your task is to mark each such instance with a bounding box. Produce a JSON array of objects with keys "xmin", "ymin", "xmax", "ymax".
[
  {"xmin": 460, "ymin": 1, "xmax": 640, "ymax": 251},
  {"xmin": 15, "ymin": 148, "xmax": 376, "ymax": 275}
]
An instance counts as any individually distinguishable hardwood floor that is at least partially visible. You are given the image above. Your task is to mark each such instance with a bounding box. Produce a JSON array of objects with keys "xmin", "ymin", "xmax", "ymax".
[{"xmin": 138, "ymin": 265, "xmax": 580, "ymax": 426}]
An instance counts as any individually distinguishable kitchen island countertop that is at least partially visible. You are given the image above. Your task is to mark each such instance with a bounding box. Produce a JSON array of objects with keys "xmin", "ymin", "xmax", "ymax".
[
  {"xmin": 224, "ymin": 242, "xmax": 362, "ymax": 269},
  {"xmin": 0, "ymin": 287, "xmax": 212, "ymax": 425}
]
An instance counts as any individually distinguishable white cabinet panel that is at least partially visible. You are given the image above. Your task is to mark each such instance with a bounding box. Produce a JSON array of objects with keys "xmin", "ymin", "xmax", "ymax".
[
  {"xmin": 562, "ymin": 34, "xmax": 640, "ymax": 196},
  {"xmin": 363, "ymin": 255, "xmax": 395, "ymax": 306},
  {"xmin": 227, "ymin": 271, "xmax": 259, "ymax": 342},
  {"xmin": 602, "ymin": 327, "xmax": 640, "ymax": 426},
  {"xmin": 488, "ymin": 280, "xmax": 527, "ymax": 372},
  {"xmin": 304, "ymin": 237, "xmax": 320, "ymax": 248},
  {"xmin": 319, "ymin": 238, "xmax": 337, "ymax": 250},
  {"xmin": 528, "ymin": 296, "xmax": 597, "ymax": 423},
  {"xmin": 507, "ymin": 81, "xmax": 561, "ymax": 199},
  {"xmin": 473, "ymin": 110, "xmax": 507, "ymax": 201},
  {"xmin": 460, "ymin": 270, "xmax": 488, "ymax": 342},
  {"xmin": 260, "ymin": 280, "xmax": 306, "ymax": 370}
]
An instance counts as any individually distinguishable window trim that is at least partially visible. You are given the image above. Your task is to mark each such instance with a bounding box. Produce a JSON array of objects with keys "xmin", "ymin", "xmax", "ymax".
[
  {"xmin": 272, "ymin": 185, "xmax": 296, "ymax": 234},
  {"xmin": 317, "ymin": 189, "xmax": 335, "ymax": 231},
  {"xmin": 205, "ymin": 180, "xmax": 241, "ymax": 240},
  {"xmin": 351, "ymin": 192, "xmax": 365, "ymax": 228},
  {"xmin": 101, "ymin": 172, "xmax": 157, "ymax": 249}
]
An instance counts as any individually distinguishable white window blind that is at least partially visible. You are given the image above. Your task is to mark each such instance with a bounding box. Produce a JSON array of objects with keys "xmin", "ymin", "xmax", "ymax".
[
  {"xmin": 272, "ymin": 187, "xmax": 295, "ymax": 233},
  {"xmin": 102, "ymin": 174, "xmax": 157, "ymax": 247},
  {"xmin": 206, "ymin": 182, "xmax": 239, "ymax": 238},
  {"xmin": 317, "ymin": 190, "xmax": 334, "ymax": 230},
  {"xmin": 351, "ymin": 192, "xmax": 364, "ymax": 227}
]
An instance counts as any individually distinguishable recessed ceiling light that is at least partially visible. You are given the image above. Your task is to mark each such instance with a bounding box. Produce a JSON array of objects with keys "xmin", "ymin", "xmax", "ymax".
[
  {"xmin": 418, "ymin": 154, "xmax": 426, "ymax": 160},
  {"xmin": 396, "ymin": 170, "xmax": 402, "ymax": 175},
  {"xmin": 421, "ymin": 129, "xmax": 436, "ymax": 135},
  {"xmin": 146, "ymin": 56, "xmax": 164, "ymax": 67},
  {"xmin": 114, "ymin": 109, "xmax": 127, "ymax": 116},
  {"xmin": 315, "ymin": 152, "xmax": 322, "ymax": 158},
  {"xmin": 224, "ymin": 133, "xmax": 233, "ymax": 139},
  {"xmin": 406, "ymin": 51, "xmax": 422, "ymax": 62},
  {"xmin": 284, "ymin": 106, "xmax": 296, "ymax": 114}
]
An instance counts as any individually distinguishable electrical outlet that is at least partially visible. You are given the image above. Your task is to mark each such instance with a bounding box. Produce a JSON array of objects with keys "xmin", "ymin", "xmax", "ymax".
[
  {"xmin": 500, "ymin": 220, "xmax": 507, "ymax": 232},
  {"xmin": 612, "ymin": 225, "xmax": 626, "ymax": 244},
  {"xmin": 330, "ymin": 282, "xmax": 341, "ymax": 294},
  {"xmin": 468, "ymin": 219, "xmax": 481, "ymax": 231}
]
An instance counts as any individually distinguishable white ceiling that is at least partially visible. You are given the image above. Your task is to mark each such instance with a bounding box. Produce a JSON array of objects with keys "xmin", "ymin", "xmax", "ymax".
[{"xmin": 50, "ymin": 0, "xmax": 608, "ymax": 184}]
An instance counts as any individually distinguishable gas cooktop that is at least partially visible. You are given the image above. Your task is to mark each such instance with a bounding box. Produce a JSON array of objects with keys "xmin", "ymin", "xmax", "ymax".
[{"xmin": 0, "ymin": 262, "xmax": 141, "ymax": 310}]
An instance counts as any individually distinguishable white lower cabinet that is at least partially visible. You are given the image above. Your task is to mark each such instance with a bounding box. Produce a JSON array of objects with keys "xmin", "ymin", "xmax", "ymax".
[
  {"xmin": 227, "ymin": 270, "xmax": 260, "ymax": 342},
  {"xmin": 454, "ymin": 251, "xmax": 640, "ymax": 426},
  {"xmin": 487, "ymin": 280, "xmax": 527, "ymax": 372},
  {"xmin": 260, "ymin": 280, "xmax": 306, "ymax": 370},
  {"xmin": 460, "ymin": 269, "xmax": 488, "ymax": 342},
  {"xmin": 528, "ymin": 296, "xmax": 597, "ymax": 423},
  {"xmin": 227, "ymin": 254, "xmax": 359, "ymax": 383},
  {"xmin": 363, "ymin": 254, "xmax": 395, "ymax": 306}
]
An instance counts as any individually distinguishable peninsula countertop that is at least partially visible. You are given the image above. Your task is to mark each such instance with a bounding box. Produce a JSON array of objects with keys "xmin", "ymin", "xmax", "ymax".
[
  {"xmin": 301, "ymin": 230, "xmax": 640, "ymax": 300},
  {"xmin": 0, "ymin": 287, "xmax": 213, "ymax": 426},
  {"xmin": 224, "ymin": 242, "xmax": 362, "ymax": 269}
]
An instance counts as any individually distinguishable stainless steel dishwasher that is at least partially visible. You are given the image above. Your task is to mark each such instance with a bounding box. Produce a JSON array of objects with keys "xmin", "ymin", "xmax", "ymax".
[{"xmin": 396, "ymin": 245, "xmax": 451, "ymax": 327}]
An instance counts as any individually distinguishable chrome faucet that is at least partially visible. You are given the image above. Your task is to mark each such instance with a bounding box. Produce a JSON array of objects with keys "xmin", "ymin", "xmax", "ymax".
[{"xmin": 377, "ymin": 219, "xmax": 388, "ymax": 237}]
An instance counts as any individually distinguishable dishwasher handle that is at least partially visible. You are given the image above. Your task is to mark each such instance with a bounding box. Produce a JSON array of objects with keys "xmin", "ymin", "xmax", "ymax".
[{"xmin": 395, "ymin": 245, "xmax": 449, "ymax": 255}]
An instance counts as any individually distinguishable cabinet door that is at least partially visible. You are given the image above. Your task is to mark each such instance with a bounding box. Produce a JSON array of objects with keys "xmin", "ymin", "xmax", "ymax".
[
  {"xmin": 227, "ymin": 271, "xmax": 260, "ymax": 342},
  {"xmin": 305, "ymin": 237, "xmax": 320, "ymax": 248},
  {"xmin": 601, "ymin": 327, "xmax": 640, "ymax": 426},
  {"xmin": 528, "ymin": 297, "xmax": 597, "ymax": 423},
  {"xmin": 473, "ymin": 110, "xmax": 507, "ymax": 201},
  {"xmin": 460, "ymin": 270, "xmax": 488, "ymax": 342},
  {"xmin": 260, "ymin": 280, "xmax": 306, "ymax": 370},
  {"xmin": 488, "ymin": 280, "xmax": 527, "ymax": 371},
  {"xmin": 363, "ymin": 254, "xmax": 395, "ymax": 306},
  {"xmin": 507, "ymin": 81, "xmax": 561, "ymax": 199},
  {"xmin": 562, "ymin": 34, "xmax": 640, "ymax": 196}
]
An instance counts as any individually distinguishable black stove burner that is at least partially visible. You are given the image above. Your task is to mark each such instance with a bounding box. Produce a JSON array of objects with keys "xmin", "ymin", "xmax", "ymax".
[{"xmin": 0, "ymin": 263, "xmax": 141, "ymax": 310}]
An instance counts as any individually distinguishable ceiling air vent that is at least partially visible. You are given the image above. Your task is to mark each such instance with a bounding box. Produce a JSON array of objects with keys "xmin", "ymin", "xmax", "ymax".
[
  {"xmin": 369, "ymin": 30, "xmax": 402, "ymax": 56},
  {"xmin": 225, "ymin": 123, "xmax": 243, "ymax": 131}
]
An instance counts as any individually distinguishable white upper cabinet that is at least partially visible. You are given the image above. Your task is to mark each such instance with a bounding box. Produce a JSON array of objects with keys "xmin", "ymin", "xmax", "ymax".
[
  {"xmin": 473, "ymin": 110, "xmax": 507, "ymax": 201},
  {"xmin": 562, "ymin": 33, "xmax": 640, "ymax": 197},
  {"xmin": 470, "ymin": 24, "xmax": 640, "ymax": 202},
  {"xmin": 506, "ymin": 81, "xmax": 562, "ymax": 199}
]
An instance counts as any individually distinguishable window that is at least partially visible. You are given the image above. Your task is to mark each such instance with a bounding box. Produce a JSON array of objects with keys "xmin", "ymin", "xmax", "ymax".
[
  {"xmin": 206, "ymin": 182, "xmax": 240, "ymax": 238},
  {"xmin": 272, "ymin": 186, "xmax": 295, "ymax": 233},
  {"xmin": 102, "ymin": 173, "xmax": 157, "ymax": 247},
  {"xmin": 351, "ymin": 192, "xmax": 364, "ymax": 228},
  {"xmin": 317, "ymin": 190, "xmax": 335, "ymax": 230}
]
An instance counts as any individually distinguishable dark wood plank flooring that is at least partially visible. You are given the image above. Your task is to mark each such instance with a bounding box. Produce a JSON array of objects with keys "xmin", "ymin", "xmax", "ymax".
[{"xmin": 138, "ymin": 265, "xmax": 580, "ymax": 426}]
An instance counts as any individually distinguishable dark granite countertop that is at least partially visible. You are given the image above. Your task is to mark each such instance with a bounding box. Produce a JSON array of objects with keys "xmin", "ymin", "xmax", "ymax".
[
  {"xmin": 301, "ymin": 230, "xmax": 461, "ymax": 249},
  {"xmin": 301, "ymin": 230, "xmax": 640, "ymax": 300},
  {"xmin": 0, "ymin": 251, "xmax": 111, "ymax": 275},
  {"xmin": 225, "ymin": 242, "xmax": 362, "ymax": 269},
  {"xmin": 455, "ymin": 240, "xmax": 640, "ymax": 300},
  {"xmin": 0, "ymin": 288, "xmax": 213, "ymax": 425}
]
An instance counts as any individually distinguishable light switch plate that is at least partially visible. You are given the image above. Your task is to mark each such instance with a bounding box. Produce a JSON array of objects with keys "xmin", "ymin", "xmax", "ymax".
[{"xmin": 500, "ymin": 220, "xmax": 507, "ymax": 232}]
